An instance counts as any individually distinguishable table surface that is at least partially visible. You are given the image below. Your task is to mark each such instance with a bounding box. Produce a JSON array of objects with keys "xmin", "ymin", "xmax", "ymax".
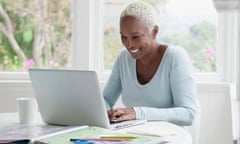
[{"xmin": 0, "ymin": 112, "xmax": 192, "ymax": 144}]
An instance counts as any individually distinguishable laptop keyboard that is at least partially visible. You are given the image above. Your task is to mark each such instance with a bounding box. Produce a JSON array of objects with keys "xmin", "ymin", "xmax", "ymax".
[{"xmin": 111, "ymin": 120, "xmax": 147, "ymax": 130}]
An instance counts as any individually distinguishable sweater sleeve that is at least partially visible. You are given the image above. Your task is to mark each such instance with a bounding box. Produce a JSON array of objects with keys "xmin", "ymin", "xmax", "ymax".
[
  {"xmin": 134, "ymin": 47, "xmax": 197, "ymax": 126},
  {"xmin": 103, "ymin": 55, "xmax": 122, "ymax": 110}
]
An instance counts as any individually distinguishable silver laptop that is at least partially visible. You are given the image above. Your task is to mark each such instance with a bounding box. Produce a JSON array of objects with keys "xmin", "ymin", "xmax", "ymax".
[{"xmin": 28, "ymin": 69, "xmax": 146, "ymax": 130}]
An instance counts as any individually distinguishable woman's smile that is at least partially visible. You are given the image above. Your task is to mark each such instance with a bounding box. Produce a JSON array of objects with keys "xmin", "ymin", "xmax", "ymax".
[{"xmin": 130, "ymin": 48, "xmax": 140, "ymax": 54}]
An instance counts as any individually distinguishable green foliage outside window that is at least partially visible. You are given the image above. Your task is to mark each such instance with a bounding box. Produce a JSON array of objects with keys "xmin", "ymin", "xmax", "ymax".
[
  {"xmin": 0, "ymin": 0, "xmax": 71, "ymax": 71},
  {"xmin": 159, "ymin": 21, "xmax": 217, "ymax": 72}
]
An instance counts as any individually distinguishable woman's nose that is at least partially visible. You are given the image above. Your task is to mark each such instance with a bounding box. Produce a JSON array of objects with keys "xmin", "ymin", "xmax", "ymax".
[{"xmin": 126, "ymin": 40, "xmax": 134, "ymax": 49}]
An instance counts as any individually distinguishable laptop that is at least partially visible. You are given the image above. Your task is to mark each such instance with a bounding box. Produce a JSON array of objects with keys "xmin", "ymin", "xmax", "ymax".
[{"xmin": 28, "ymin": 69, "xmax": 146, "ymax": 130}]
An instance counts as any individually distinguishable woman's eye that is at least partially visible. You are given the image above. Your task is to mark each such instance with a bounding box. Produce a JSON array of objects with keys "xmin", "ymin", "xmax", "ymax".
[
  {"xmin": 121, "ymin": 36, "xmax": 126, "ymax": 40},
  {"xmin": 132, "ymin": 36, "xmax": 140, "ymax": 39}
]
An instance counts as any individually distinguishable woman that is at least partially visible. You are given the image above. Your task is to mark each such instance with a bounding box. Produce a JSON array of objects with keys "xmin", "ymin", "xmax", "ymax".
[{"xmin": 103, "ymin": 1, "xmax": 197, "ymax": 126}]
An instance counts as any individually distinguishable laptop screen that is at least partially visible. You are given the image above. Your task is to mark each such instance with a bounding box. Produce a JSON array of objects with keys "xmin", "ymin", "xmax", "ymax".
[{"xmin": 29, "ymin": 69, "xmax": 110, "ymax": 128}]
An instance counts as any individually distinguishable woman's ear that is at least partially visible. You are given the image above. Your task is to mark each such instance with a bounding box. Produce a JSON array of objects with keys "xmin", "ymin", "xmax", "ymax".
[{"xmin": 151, "ymin": 25, "xmax": 159, "ymax": 39}]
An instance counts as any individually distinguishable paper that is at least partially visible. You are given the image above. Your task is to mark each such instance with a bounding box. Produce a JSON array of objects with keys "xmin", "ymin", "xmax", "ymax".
[
  {"xmin": 0, "ymin": 124, "xmax": 88, "ymax": 142},
  {"xmin": 125, "ymin": 123, "xmax": 176, "ymax": 137},
  {"xmin": 38, "ymin": 127, "xmax": 164, "ymax": 144},
  {"xmin": 128, "ymin": 129, "xmax": 175, "ymax": 137},
  {"xmin": 0, "ymin": 125, "xmax": 166, "ymax": 144}
]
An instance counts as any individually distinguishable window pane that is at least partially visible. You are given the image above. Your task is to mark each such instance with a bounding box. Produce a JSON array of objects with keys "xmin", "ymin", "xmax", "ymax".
[
  {"xmin": 103, "ymin": 0, "xmax": 217, "ymax": 72},
  {"xmin": 0, "ymin": 0, "xmax": 72, "ymax": 71}
]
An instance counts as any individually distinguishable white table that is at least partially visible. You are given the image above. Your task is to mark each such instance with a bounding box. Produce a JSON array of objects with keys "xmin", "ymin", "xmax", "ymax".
[{"xmin": 0, "ymin": 113, "xmax": 192, "ymax": 144}]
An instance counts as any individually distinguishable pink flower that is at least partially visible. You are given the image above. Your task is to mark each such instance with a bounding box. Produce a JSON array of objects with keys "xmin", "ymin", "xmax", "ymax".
[
  {"xmin": 207, "ymin": 46, "xmax": 216, "ymax": 58},
  {"xmin": 24, "ymin": 59, "xmax": 35, "ymax": 70}
]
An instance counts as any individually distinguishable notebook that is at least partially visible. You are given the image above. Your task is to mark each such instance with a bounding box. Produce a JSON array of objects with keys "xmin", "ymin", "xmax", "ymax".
[{"xmin": 28, "ymin": 69, "xmax": 146, "ymax": 130}]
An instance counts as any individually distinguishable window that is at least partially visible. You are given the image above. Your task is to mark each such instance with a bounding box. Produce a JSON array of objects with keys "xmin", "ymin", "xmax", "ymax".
[
  {"xmin": 0, "ymin": 0, "xmax": 72, "ymax": 72},
  {"xmin": 103, "ymin": 0, "xmax": 218, "ymax": 73},
  {"xmin": 0, "ymin": 0, "xmax": 238, "ymax": 83}
]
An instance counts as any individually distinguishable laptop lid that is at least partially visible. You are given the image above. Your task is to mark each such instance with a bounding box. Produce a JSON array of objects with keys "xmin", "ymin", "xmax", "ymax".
[{"xmin": 29, "ymin": 69, "xmax": 110, "ymax": 128}]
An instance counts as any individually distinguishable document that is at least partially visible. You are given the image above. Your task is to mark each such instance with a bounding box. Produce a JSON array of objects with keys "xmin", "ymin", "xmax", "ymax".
[
  {"xmin": 0, "ymin": 124, "xmax": 88, "ymax": 143},
  {"xmin": 124, "ymin": 122, "xmax": 176, "ymax": 137},
  {"xmin": 38, "ymin": 126, "xmax": 165, "ymax": 144},
  {"xmin": 0, "ymin": 125, "xmax": 167, "ymax": 144}
]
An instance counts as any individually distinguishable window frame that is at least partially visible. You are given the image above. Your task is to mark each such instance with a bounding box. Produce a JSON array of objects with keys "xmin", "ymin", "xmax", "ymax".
[{"xmin": 0, "ymin": 0, "xmax": 239, "ymax": 86}]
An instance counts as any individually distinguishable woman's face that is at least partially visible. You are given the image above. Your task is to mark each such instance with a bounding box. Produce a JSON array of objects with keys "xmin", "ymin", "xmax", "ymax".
[{"xmin": 120, "ymin": 16, "xmax": 157, "ymax": 60}]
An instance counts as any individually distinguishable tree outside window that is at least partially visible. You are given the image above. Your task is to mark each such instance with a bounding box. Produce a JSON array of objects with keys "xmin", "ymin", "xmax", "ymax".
[{"xmin": 0, "ymin": 0, "xmax": 72, "ymax": 71}]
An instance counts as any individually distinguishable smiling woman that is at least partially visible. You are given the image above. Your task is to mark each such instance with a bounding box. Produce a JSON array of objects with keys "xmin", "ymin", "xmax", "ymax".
[{"xmin": 103, "ymin": 1, "xmax": 197, "ymax": 126}]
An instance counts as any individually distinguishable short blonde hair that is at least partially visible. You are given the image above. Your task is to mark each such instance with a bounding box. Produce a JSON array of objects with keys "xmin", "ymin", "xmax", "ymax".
[{"xmin": 120, "ymin": 1, "xmax": 157, "ymax": 30}]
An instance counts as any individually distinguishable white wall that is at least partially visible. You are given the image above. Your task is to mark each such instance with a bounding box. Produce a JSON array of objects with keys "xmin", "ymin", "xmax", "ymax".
[
  {"xmin": 197, "ymin": 83, "xmax": 234, "ymax": 144},
  {"xmin": 0, "ymin": 81, "xmax": 34, "ymax": 113},
  {"xmin": 0, "ymin": 82, "xmax": 237, "ymax": 144}
]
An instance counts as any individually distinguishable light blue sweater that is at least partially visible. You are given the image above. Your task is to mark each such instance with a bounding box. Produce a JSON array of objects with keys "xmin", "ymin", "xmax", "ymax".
[{"xmin": 103, "ymin": 45, "xmax": 197, "ymax": 126}]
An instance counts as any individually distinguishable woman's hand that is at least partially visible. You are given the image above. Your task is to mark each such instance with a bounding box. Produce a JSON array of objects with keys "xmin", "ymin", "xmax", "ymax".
[{"xmin": 107, "ymin": 107, "xmax": 136, "ymax": 123}]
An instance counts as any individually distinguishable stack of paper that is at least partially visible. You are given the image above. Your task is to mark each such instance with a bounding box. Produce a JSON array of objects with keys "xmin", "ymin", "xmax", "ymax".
[{"xmin": 0, "ymin": 124, "xmax": 88, "ymax": 143}]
